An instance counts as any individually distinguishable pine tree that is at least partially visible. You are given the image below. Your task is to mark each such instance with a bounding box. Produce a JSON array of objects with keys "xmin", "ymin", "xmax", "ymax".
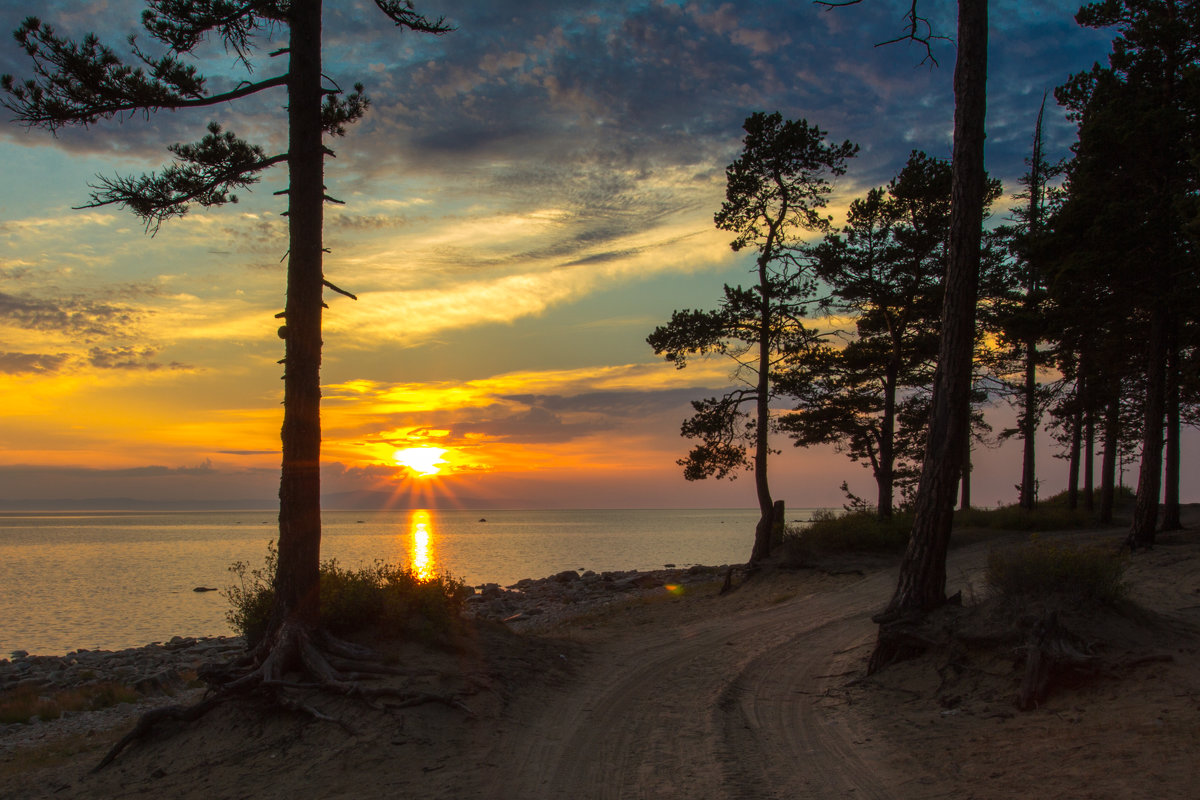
[
  {"xmin": 1055, "ymin": 0, "xmax": 1200, "ymax": 548},
  {"xmin": 649, "ymin": 112, "xmax": 856, "ymax": 563},
  {"xmin": 784, "ymin": 152, "xmax": 960, "ymax": 519},
  {"xmin": 3, "ymin": 0, "xmax": 450, "ymax": 764}
]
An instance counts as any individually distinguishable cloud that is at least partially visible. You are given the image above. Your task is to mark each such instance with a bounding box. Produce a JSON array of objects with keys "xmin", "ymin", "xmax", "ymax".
[
  {"xmin": 323, "ymin": 361, "xmax": 735, "ymax": 457},
  {"xmin": 0, "ymin": 291, "xmax": 146, "ymax": 339},
  {"xmin": 87, "ymin": 345, "xmax": 186, "ymax": 371},
  {"xmin": 0, "ymin": 351, "xmax": 71, "ymax": 374}
]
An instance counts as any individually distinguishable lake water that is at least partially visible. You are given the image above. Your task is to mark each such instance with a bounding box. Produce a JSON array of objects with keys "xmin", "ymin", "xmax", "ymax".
[{"xmin": 0, "ymin": 507, "xmax": 818, "ymax": 656}]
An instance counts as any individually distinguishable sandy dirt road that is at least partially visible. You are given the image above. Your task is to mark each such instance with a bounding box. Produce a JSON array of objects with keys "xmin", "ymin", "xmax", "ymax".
[{"xmin": 483, "ymin": 563, "xmax": 915, "ymax": 799}]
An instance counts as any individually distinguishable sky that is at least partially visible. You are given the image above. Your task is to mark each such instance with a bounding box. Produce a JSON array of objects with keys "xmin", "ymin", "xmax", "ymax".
[{"xmin": 0, "ymin": 0, "xmax": 1184, "ymax": 511}]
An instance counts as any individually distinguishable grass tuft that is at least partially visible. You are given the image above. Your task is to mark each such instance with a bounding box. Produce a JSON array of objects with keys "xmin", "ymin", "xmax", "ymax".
[
  {"xmin": 226, "ymin": 541, "xmax": 472, "ymax": 647},
  {"xmin": 986, "ymin": 535, "xmax": 1128, "ymax": 606},
  {"xmin": 781, "ymin": 509, "xmax": 913, "ymax": 564},
  {"xmin": 0, "ymin": 682, "xmax": 140, "ymax": 725}
]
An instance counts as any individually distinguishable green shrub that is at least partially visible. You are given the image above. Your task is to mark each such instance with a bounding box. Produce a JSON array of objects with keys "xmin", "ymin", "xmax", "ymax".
[
  {"xmin": 226, "ymin": 542, "xmax": 471, "ymax": 646},
  {"xmin": 956, "ymin": 486, "xmax": 1134, "ymax": 532},
  {"xmin": 954, "ymin": 503, "xmax": 1098, "ymax": 532},
  {"xmin": 986, "ymin": 536, "xmax": 1128, "ymax": 605},
  {"xmin": 782, "ymin": 508, "xmax": 913, "ymax": 562}
]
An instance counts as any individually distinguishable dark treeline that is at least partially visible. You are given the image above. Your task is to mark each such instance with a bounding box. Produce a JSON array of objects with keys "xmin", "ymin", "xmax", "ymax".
[{"xmin": 651, "ymin": 0, "xmax": 1198, "ymax": 560}]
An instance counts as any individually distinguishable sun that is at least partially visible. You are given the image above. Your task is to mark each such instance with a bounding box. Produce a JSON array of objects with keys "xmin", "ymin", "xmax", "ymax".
[{"xmin": 393, "ymin": 447, "xmax": 448, "ymax": 477}]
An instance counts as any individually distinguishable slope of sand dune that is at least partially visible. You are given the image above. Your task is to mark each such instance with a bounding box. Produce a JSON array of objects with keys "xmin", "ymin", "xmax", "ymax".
[{"xmin": 3, "ymin": 507, "xmax": 1198, "ymax": 799}]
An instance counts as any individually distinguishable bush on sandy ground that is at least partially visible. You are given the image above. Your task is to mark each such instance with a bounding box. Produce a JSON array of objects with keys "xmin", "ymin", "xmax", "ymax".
[
  {"xmin": 781, "ymin": 486, "xmax": 1134, "ymax": 566},
  {"xmin": 986, "ymin": 535, "xmax": 1128, "ymax": 606},
  {"xmin": 957, "ymin": 488, "xmax": 1134, "ymax": 532},
  {"xmin": 781, "ymin": 509, "xmax": 913, "ymax": 564},
  {"xmin": 226, "ymin": 542, "xmax": 471, "ymax": 647}
]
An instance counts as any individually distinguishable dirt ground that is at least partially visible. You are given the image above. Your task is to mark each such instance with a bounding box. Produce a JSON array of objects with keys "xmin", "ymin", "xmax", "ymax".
[{"xmin": 3, "ymin": 508, "xmax": 1198, "ymax": 799}]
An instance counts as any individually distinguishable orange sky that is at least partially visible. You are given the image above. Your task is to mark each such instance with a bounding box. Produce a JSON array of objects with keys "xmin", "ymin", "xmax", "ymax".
[{"xmin": 4, "ymin": 1, "xmax": 1182, "ymax": 511}]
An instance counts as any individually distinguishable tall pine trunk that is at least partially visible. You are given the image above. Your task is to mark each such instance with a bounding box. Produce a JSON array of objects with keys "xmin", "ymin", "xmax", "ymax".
[
  {"xmin": 750, "ymin": 259, "xmax": 775, "ymax": 563},
  {"xmin": 1018, "ymin": 341, "xmax": 1037, "ymax": 509},
  {"xmin": 1018, "ymin": 98, "xmax": 1045, "ymax": 512},
  {"xmin": 272, "ymin": 0, "xmax": 326, "ymax": 632},
  {"xmin": 1083, "ymin": 371, "xmax": 1095, "ymax": 512},
  {"xmin": 960, "ymin": 435, "xmax": 972, "ymax": 511},
  {"xmin": 1100, "ymin": 391, "xmax": 1120, "ymax": 524},
  {"xmin": 1127, "ymin": 303, "xmax": 1167, "ymax": 548},
  {"xmin": 869, "ymin": 0, "xmax": 988, "ymax": 672},
  {"xmin": 1066, "ymin": 395, "xmax": 1081, "ymax": 511},
  {"xmin": 1161, "ymin": 327, "xmax": 1181, "ymax": 531},
  {"xmin": 877, "ymin": 353, "xmax": 899, "ymax": 519}
]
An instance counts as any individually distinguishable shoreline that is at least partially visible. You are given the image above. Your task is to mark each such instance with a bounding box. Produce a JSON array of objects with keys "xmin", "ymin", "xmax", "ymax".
[
  {"xmin": 0, "ymin": 508, "xmax": 769, "ymax": 656},
  {"xmin": 0, "ymin": 562, "xmax": 737, "ymax": 753},
  {"xmin": 2, "ymin": 521, "xmax": 1199, "ymax": 798},
  {"xmin": 2, "ymin": 562, "xmax": 738, "ymax": 661}
]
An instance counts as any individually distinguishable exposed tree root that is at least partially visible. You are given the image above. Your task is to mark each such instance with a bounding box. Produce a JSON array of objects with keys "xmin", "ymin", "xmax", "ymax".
[
  {"xmin": 93, "ymin": 619, "xmax": 472, "ymax": 772},
  {"xmin": 1016, "ymin": 610, "xmax": 1100, "ymax": 710},
  {"xmin": 867, "ymin": 609, "xmax": 935, "ymax": 675}
]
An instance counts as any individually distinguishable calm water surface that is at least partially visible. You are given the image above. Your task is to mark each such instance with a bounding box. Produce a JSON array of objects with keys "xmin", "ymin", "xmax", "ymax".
[{"xmin": 0, "ymin": 508, "xmax": 817, "ymax": 655}]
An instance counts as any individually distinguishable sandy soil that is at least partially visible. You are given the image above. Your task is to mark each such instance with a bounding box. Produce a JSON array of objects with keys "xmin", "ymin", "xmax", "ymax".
[{"xmin": 3, "ymin": 509, "xmax": 1199, "ymax": 799}]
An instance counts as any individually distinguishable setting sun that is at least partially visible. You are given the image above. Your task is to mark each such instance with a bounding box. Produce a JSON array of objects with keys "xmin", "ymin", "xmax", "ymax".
[{"xmin": 393, "ymin": 447, "xmax": 447, "ymax": 476}]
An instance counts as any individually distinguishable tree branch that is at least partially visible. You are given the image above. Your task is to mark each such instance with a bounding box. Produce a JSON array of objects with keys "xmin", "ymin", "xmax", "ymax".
[
  {"xmin": 79, "ymin": 122, "xmax": 287, "ymax": 233},
  {"xmin": 373, "ymin": 0, "xmax": 455, "ymax": 34},
  {"xmin": 323, "ymin": 280, "xmax": 357, "ymax": 300},
  {"xmin": 813, "ymin": 0, "xmax": 948, "ymax": 67},
  {"xmin": 1, "ymin": 17, "xmax": 287, "ymax": 132}
]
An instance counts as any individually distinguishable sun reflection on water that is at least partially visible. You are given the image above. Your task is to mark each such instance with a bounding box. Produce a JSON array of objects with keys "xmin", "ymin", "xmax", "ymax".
[{"xmin": 409, "ymin": 509, "xmax": 436, "ymax": 580}]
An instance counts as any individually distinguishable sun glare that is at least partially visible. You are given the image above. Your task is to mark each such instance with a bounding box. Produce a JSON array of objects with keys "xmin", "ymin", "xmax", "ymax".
[
  {"xmin": 410, "ymin": 509, "xmax": 435, "ymax": 580},
  {"xmin": 393, "ymin": 446, "xmax": 447, "ymax": 476}
]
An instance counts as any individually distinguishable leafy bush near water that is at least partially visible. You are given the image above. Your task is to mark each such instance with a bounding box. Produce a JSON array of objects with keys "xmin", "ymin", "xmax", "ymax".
[
  {"xmin": 986, "ymin": 535, "xmax": 1128, "ymax": 605},
  {"xmin": 226, "ymin": 542, "xmax": 472, "ymax": 647}
]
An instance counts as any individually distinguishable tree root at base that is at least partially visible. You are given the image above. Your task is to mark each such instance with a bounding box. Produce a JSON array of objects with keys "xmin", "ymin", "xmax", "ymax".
[{"xmin": 93, "ymin": 619, "xmax": 473, "ymax": 773}]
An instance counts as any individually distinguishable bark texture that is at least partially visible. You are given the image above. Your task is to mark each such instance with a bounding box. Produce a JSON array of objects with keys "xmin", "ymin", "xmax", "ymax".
[
  {"xmin": 273, "ymin": 0, "xmax": 325, "ymax": 633},
  {"xmin": 869, "ymin": 0, "xmax": 988, "ymax": 673}
]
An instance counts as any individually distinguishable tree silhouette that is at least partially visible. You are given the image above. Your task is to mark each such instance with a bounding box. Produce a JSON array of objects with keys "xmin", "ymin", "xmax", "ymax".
[
  {"xmin": 816, "ymin": 0, "xmax": 991, "ymax": 671},
  {"xmin": 1055, "ymin": 0, "xmax": 1200, "ymax": 548},
  {"xmin": 985, "ymin": 97, "xmax": 1058, "ymax": 512},
  {"xmin": 3, "ymin": 0, "xmax": 450, "ymax": 764},
  {"xmin": 649, "ymin": 111, "xmax": 856, "ymax": 563},
  {"xmin": 784, "ymin": 152, "xmax": 987, "ymax": 519}
]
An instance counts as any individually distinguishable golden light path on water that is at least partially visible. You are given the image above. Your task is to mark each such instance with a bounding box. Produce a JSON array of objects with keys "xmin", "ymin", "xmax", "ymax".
[{"xmin": 409, "ymin": 509, "xmax": 436, "ymax": 580}]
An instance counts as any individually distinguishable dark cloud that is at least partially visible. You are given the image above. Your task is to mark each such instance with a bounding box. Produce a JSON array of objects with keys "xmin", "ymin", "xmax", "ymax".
[
  {"xmin": 0, "ymin": 266, "xmax": 32, "ymax": 281},
  {"xmin": 87, "ymin": 345, "xmax": 186, "ymax": 371},
  {"xmin": 0, "ymin": 459, "xmax": 279, "ymax": 505},
  {"xmin": 504, "ymin": 387, "xmax": 710, "ymax": 417},
  {"xmin": 2, "ymin": 1, "xmax": 1114, "ymax": 267},
  {"xmin": 0, "ymin": 461, "xmax": 216, "ymax": 481},
  {"xmin": 336, "ymin": 0, "xmax": 1110, "ymax": 198},
  {"xmin": 440, "ymin": 405, "xmax": 606, "ymax": 445},
  {"xmin": 0, "ymin": 291, "xmax": 146, "ymax": 339},
  {"xmin": 0, "ymin": 351, "xmax": 70, "ymax": 374},
  {"xmin": 415, "ymin": 386, "xmax": 723, "ymax": 445}
]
